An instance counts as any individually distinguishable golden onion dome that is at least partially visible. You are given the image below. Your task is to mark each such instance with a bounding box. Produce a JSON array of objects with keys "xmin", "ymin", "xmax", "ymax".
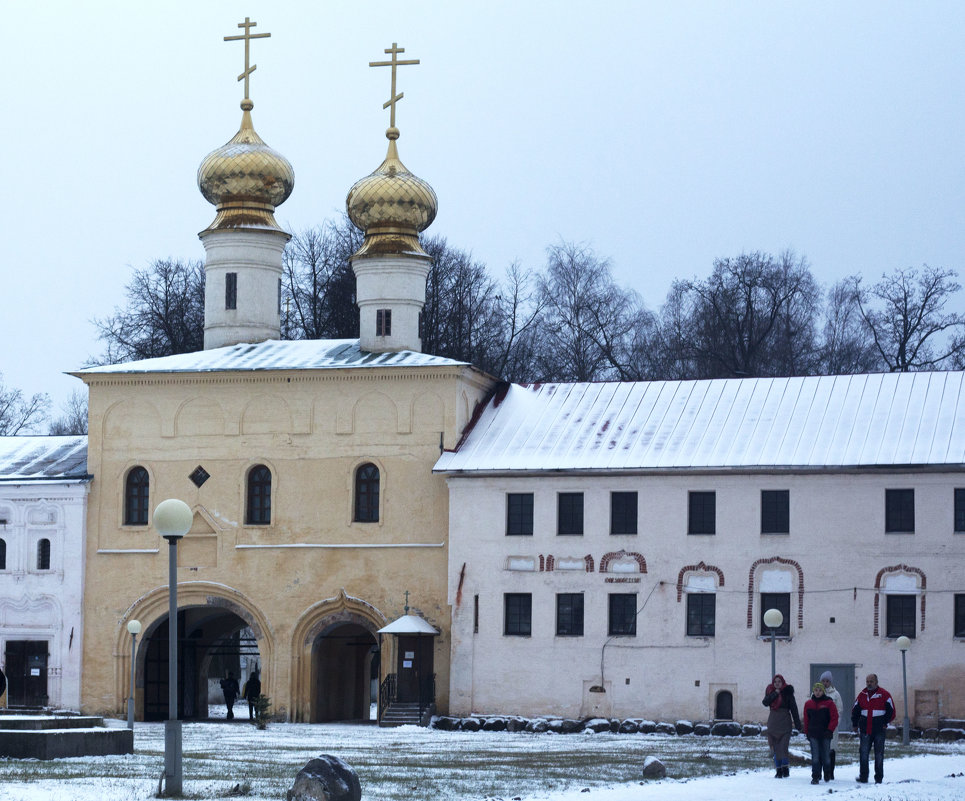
[
  {"xmin": 346, "ymin": 127, "xmax": 437, "ymax": 258},
  {"xmin": 198, "ymin": 100, "xmax": 294, "ymax": 232}
]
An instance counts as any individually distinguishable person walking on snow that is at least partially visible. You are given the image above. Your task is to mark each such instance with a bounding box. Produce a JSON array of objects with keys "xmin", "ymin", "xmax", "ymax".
[
  {"xmin": 804, "ymin": 682, "xmax": 838, "ymax": 784},
  {"xmin": 242, "ymin": 669, "xmax": 261, "ymax": 721},
  {"xmin": 762, "ymin": 673, "xmax": 802, "ymax": 778},
  {"xmin": 820, "ymin": 670, "xmax": 844, "ymax": 780},
  {"xmin": 851, "ymin": 673, "xmax": 895, "ymax": 784},
  {"xmin": 220, "ymin": 671, "xmax": 240, "ymax": 720}
]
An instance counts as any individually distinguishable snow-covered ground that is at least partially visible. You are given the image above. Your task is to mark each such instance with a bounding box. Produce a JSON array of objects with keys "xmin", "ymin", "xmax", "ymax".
[{"xmin": 0, "ymin": 720, "xmax": 961, "ymax": 801}]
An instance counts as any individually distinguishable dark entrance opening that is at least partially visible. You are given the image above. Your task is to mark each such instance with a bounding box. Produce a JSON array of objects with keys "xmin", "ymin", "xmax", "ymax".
[
  {"xmin": 715, "ymin": 690, "xmax": 734, "ymax": 720},
  {"xmin": 312, "ymin": 623, "xmax": 378, "ymax": 721},
  {"xmin": 3, "ymin": 640, "xmax": 48, "ymax": 707},
  {"xmin": 141, "ymin": 606, "xmax": 259, "ymax": 721}
]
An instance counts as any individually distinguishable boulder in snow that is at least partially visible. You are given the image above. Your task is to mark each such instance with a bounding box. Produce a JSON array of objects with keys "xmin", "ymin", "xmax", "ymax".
[
  {"xmin": 286, "ymin": 755, "xmax": 361, "ymax": 801},
  {"xmin": 641, "ymin": 756, "xmax": 667, "ymax": 779}
]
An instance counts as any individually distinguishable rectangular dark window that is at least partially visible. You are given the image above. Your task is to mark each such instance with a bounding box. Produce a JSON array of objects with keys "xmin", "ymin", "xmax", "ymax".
[
  {"xmin": 376, "ymin": 308, "xmax": 392, "ymax": 336},
  {"xmin": 686, "ymin": 593, "xmax": 716, "ymax": 637},
  {"xmin": 886, "ymin": 595, "xmax": 916, "ymax": 638},
  {"xmin": 955, "ymin": 489, "xmax": 965, "ymax": 533},
  {"xmin": 225, "ymin": 272, "xmax": 237, "ymax": 310},
  {"xmin": 760, "ymin": 592, "xmax": 790, "ymax": 637},
  {"xmin": 506, "ymin": 493, "xmax": 534, "ymax": 536},
  {"xmin": 556, "ymin": 593, "xmax": 584, "ymax": 636},
  {"xmin": 608, "ymin": 593, "xmax": 637, "ymax": 636},
  {"xmin": 955, "ymin": 594, "xmax": 965, "ymax": 638},
  {"xmin": 557, "ymin": 492, "xmax": 584, "ymax": 536},
  {"xmin": 688, "ymin": 491, "xmax": 715, "ymax": 535},
  {"xmin": 761, "ymin": 490, "xmax": 789, "ymax": 534},
  {"xmin": 277, "ymin": 278, "xmax": 282, "ymax": 315},
  {"xmin": 504, "ymin": 593, "xmax": 532, "ymax": 636},
  {"xmin": 885, "ymin": 489, "xmax": 915, "ymax": 533},
  {"xmin": 473, "ymin": 594, "xmax": 479, "ymax": 634},
  {"xmin": 610, "ymin": 491, "xmax": 638, "ymax": 535}
]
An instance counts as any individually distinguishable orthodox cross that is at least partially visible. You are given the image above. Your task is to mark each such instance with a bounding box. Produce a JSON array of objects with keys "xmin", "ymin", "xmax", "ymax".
[
  {"xmin": 369, "ymin": 43, "xmax": 420, "ymax": 128},
  {"xmin": 224, "ymin": 17, "xmax": 271, "ymax": 100},
  {"xmin": 404, "ymin": 590, "xmax": 410, "ymax": 614}
]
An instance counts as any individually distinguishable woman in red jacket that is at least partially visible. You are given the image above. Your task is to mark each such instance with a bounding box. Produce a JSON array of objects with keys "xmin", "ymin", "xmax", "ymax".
[{"xmin": 803, "ymin": 682, "xmax": 839, "ymax": 784}]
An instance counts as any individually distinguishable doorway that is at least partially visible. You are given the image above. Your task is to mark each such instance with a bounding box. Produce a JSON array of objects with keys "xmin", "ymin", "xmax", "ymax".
[
  {"xmin": 3, "ymin": 641, "xmax": 48, "ymax": 707},
  {"xmin": 312, "ymin": 622, "xmax": 378, "ymax": 721}
]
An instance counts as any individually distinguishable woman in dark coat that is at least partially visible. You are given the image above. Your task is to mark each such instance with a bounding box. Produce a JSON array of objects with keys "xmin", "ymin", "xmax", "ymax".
[{"xmin": 762, "ymin": 673, "xmax": 802, "ymax": 778}]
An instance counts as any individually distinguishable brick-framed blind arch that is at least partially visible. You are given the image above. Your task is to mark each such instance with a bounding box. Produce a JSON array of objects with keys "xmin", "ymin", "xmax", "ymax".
[
  {"xmin": 676, "ymin": 561, "xmax": 725, "ymax": 602},
  {"xmin": 873, "ymin": 564, "xmax": 926, "ymax": 636},
  {"xmin": 747, "ymin": 556, "xmax": 804, "ymax": 630},
  {"xmin": 600, "ymin": 550, "xmax": 646, "ymax": 574}
]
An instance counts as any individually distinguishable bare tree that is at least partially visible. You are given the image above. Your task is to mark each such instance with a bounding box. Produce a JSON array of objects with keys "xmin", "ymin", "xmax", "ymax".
[
  {"xmin": 852, "ymin": 265, "xmax": 965, "ymax": 371},
  {"xmin": 532, "ymin": 242, "xmax": 644, "ymax": 381},
  {"xmin": 0, "ymin": 373, "xmax": 50, "ymax": 435},
  {"xmin": 818, "ymin": 279, "xmax": 882, "ymax": 375},
  {"xmin": 667, "ymin": 251, "xmax": 821, "ymax": 378},
  {"xmin": 48, "ymin": 390, "xmax": 89, "ymax": 435},
  {"xmin": 282, "ymin": 219, "xmax": 361, "ymax": 340},
  {"xmin": 92, "ymin": 259, "xmax": 205, "ymax": 363}
]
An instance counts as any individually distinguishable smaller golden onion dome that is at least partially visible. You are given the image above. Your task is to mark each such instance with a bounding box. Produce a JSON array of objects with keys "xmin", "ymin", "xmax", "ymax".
[
  {"xmin": 198, "ymin": 100, "xmax": 294, "ymax": 232},
  {"xmin": 346, "ymin": 127, "xmax": 438, "ymax": 258}
]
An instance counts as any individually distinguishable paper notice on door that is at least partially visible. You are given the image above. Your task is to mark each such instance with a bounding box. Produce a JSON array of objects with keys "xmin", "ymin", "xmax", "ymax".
[
  {"xmin": 404, "ymin": 651, "xmax": 415, "ymax": 659},
  {"xmin": 402, "ymin": 660, "xmax": 413, "ymax": 668},
  {"xmin": 30, "ymin": 668, "xmax": 41, "ymax": 676}
]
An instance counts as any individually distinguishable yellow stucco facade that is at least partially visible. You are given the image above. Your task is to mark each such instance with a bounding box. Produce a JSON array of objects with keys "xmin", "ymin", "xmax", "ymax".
[{"xmin": 77, "ymin": 361, "xmax": 493, "ymax": 721}]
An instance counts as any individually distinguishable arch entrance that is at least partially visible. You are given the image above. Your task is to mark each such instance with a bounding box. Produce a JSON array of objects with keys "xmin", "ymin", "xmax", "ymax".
[
  {"xmin": 142, "ymin": 606, "xmax": 262, "ymax": 720},
  {"xmin": 121, "ymin": 583, "xmax": 271, "ymax": 723},
  {"xmin": 312, "ymin": 622, "xmax": 379, "ymax": 721}
]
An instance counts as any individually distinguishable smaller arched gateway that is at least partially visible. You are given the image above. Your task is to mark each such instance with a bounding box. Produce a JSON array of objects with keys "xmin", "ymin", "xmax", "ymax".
[
  {"xmin": 117, "ymin": 582, "xmax": 271, "ymax": 722},
  {"xmin": 290, "ymin": 590, "xmax": 386, "ymax": 723}
]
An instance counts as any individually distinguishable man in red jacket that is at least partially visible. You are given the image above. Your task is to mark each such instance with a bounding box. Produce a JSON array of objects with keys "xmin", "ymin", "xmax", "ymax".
[{"xmin": 851, "ymin": 673, "xmax": 896, "ymax": 784}]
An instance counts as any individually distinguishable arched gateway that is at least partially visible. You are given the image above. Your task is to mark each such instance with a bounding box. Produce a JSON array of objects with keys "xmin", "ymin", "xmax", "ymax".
[
  {"xmin": 290, "ymin": 589, "xmax": 387, "ymax": 723},
  {"xmin": 117, "ymin": 582, "xmax": 271, "ymax": 721}
]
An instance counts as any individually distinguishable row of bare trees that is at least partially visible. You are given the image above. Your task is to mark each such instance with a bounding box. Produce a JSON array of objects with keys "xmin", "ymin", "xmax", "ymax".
[{"xmin": 89, "ymin": 217, "xmax": 965, "ymax": 382}]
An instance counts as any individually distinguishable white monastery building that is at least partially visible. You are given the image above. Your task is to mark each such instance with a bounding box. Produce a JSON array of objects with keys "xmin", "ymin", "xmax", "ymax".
[
  {"xmin": 0, "ymin": 436, "xmax": 89, "ymax": 710},
  {"xmin": 437, "ymin": 375, "xmax": 965, "ymax": 724}
]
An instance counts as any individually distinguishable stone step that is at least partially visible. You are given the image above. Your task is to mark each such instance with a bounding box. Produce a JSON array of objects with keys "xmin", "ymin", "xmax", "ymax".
[{"xmin": 0, "ymin": 715, "xmax": 107, "ymax": 731}]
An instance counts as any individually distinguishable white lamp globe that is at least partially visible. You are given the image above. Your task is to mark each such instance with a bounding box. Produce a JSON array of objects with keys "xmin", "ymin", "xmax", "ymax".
[
  {"xmin": 763, "ymin": 608, "xmax": 784, "ymax": 629},
  {"xmin": 153, "ymin": 499, "xmax": 193, "ymax": 539},
  {"xmin": 127, "ymin": 619, "xmax": 142, "ymax": 636}
]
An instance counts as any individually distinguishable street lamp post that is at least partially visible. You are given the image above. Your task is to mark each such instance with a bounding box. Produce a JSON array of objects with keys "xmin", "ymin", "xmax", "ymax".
[
  {"xmin": 126, "ymin": 619, "xmax": 142, "ymax": 730},
  {"xmin": 154, "ymin": 499, "xmax": 193, "ymax": 797},
  {"xmin": 896, "ymin": 635, "xmax": 911, "ymax": 745},
  {"xmin": 763, "ymin": 608, "xmax": 784, "ymax": 679}
]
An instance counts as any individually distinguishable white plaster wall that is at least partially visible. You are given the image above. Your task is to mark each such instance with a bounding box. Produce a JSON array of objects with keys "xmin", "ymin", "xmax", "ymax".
[
  {"xmin": 447, "ymin": 471, "xmax": 965, "ymax": 723},
  {"xmin": 0, "ymin": 482, "xmax": 88, "ymax": 709}
]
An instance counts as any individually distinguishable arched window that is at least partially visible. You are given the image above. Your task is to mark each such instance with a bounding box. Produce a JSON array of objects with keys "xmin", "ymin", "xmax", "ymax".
[
  {"xmin": 354, "ymin": 463, "xmax": 380, "ymax": 522},
  {"xmin": 246, "ymin": 465, "xmax": 272, "ymax": 525},
  {"xmin": 124, "ymin": 466, "xmax": 150, "ymax": 525},
  {"xmin": 0, "ymin": 538, "xmax": 6, "ymax": 570},
  {"xmin": 37, "ymin": 538, "xmax": 51, "ymax": 570}
]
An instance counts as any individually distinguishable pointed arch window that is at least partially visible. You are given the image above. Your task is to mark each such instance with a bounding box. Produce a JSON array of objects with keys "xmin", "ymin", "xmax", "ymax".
[
  {"xmin": 354, "ymin": 463, "xmax": 380, "ymax": 523},
  {"xmin": 37, "ymin": 538, "xmax": 51, "ymax": 570},
  {"xmin": 0, "ymin": 538, "xmax": 6, "ymax": 570},
  {"xmin": 124, "ymin": 466, "xmax": 150, "ymax": 526},
  {"xmin": 246, "ymin": 465, "xmax": 272, "ymax": 525}
]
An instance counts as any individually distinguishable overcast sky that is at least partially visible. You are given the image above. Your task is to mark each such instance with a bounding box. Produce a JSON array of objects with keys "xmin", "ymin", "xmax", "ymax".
[{"xmin": 4, "ymin": 1, "xmax": 965, "ymax": 414}]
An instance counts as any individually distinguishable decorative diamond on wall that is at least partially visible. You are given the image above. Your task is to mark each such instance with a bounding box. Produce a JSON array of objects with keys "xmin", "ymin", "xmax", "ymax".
[{"xmin": 189, "ymin": 466, "xmax": 210, "ymax": 488}]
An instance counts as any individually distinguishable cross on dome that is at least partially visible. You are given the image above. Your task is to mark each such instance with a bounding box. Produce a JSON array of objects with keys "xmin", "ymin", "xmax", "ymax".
[
  {"xmin": 369, "ymin": 42, "xmax": 420, "ymax": 132},
  {"xmin": 224, "ymin": 16, "xmax": 271, "ymax": 101}
]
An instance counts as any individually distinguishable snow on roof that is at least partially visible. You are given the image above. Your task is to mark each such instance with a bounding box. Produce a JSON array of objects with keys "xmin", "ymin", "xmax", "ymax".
[
  {"xmin": 435, "ymin": 371, "xmax": 965, "ymax": 472},
  {"xmin": 377, "ymin": 614, "xmax": 440, "ymax": 635},
  {"xmin": 73, "ymin": 339, "xmax": 467, "ymax": 376},
  {"xmin": 0, "ymin": 436, "xmax": 89, "ymax": 482}
]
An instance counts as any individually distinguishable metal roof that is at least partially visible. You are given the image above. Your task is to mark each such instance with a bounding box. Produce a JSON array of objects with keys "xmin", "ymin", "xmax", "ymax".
[
  {"xmin": 0, "ymin": 436, "xmax": 89, "ymax": 482},
  {"xmin": 74, "ymin": 339, "xmax": 468, "ymax": 376},
  {"xmin": 377, "ymin": 615, "xmax": 440, "ymax": 635},
  {"xmin": 434, "ymin": 372, "xmax": 965, "ymax": 473}
]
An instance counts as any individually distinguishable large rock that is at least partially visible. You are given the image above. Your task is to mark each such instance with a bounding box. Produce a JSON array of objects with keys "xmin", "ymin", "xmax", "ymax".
[
  {"xmin": 618, "ymin": 719, "xmax": 640, "ymax": 734},
  {"xmin": 641, "ymin": 756, "xmax": 667, "ymax": 779},
  {"xmin": 693, "ymin": 723, "xmax": 711, "ymax": 736},
  {"xmin": 460, "ymin": 717, "xmax": 481, "ymax": 732},
  {"xmin": 937, "ymin": 728, "xmax": 965, "ymax": 741},
  {"xmin": 710, "ymin": 721, "xmax": 742, "ymax": 737},
  {"xmin": 559, "ymin": 719, "xmax": 584, "ymax": 734},
  {"xmin": 432, "ymin": 716, "xmax": 458, "ymax": 731},
  {"xmin": 741, "ymin": 723, "xmax": 763, "ymax": 737},
  {"xmin": 584, "ymin": 718, "xmax": 612, "ymax": 733},
  {"xmin": 526, "ymin": 718, "xmax": 550, "ymax": 733},
  {"xmin": 286, "ymin": 756, "xmax": 361, "ymax": 801},
  {"xmin": 636, "ymin": 720, "xmax": 657, "ymax": 734},
  {"xmin": 674, "ymin": 720, "xmax": 694, "ymax": 735},
  {"xmin": 506, "ymin": 717, "xmax": 528, "ymax": 733},
  {"xmin": 481, "ymin": 717, "xmax": 507, "ymax": 732},
  {"xmin": 653, "ymin": 722, "xmax": 676, "ymax": 736}
]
